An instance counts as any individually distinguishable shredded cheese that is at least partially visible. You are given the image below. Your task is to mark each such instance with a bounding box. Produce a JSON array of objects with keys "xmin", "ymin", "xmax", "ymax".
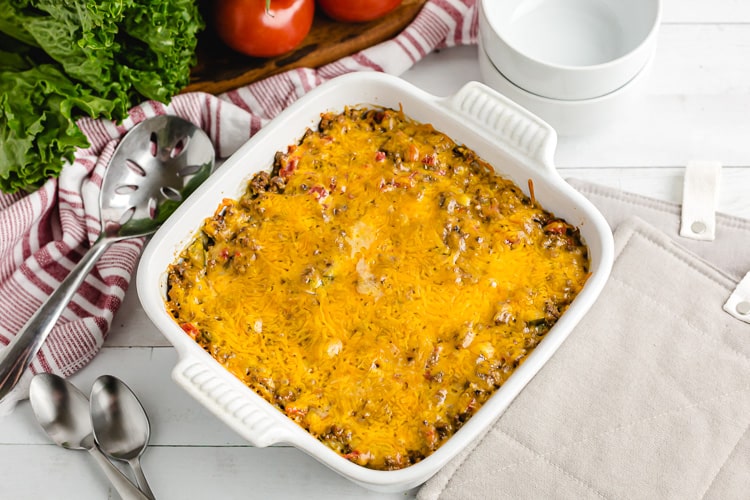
[{"xmin": 166, "ymin": 107, "xmax": 590, "ymax": 470}]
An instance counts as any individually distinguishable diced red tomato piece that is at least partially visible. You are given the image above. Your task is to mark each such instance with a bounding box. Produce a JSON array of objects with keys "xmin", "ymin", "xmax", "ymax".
[
  {"xmin": 285, "ymin": 406, "xmax": 308, "ymax": 418},
  {"xmin": 422, "ymin": 154, "xmax": 437, "ymax": 166},
  {"xmin": 181, "ymin": 323, "xmax": 200, "ymax": 340},
  {"xmin": 309, "ymin": 185, "xmax": 329, "ymax": 202},
  {"xmin": 543, "ymin": 221, "xmax": 568, "ymax": 234},
  {"xmin": 279, "ymin": 157, "xmax": 299, "ymax": 179}
]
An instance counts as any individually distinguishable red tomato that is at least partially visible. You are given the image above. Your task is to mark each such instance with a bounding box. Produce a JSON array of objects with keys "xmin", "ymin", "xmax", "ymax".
[
  {"xmin": 317, "ymin": 0, "xmax": 402, "ymax": 23},
  {"xmin": 215, "ymin": 0, "xmax": 315, "ymax": 57}
]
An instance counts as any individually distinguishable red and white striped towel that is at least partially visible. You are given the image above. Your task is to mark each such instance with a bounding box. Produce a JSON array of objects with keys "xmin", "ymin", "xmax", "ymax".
[{"xmin": 0, "ymin": 0, "xmax": 478, "ymax": 413}]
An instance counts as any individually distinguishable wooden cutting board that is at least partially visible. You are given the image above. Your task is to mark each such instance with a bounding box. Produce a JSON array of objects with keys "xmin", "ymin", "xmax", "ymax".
[{"xmin": 185, "ymin": 0, "xmax": 428, "ymax": 95}]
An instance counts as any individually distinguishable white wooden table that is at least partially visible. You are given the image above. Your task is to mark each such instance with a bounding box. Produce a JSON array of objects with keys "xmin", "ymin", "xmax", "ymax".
[{"xmin": 1, "ymin": 1, "xmax": 749, "ymax": 498}]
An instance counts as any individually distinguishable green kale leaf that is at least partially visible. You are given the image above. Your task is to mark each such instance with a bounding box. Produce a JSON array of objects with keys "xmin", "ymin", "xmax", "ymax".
[{"xmin": 0, "ymin": 0, "xmax": 204, "ymax": 194}]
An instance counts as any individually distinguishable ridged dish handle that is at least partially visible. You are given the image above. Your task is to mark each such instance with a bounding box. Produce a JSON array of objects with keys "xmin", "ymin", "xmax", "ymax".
[
  {"xmin": 172, "ymin": 358, "xmax": 286, "ymax": 447},
  {"xmin": 441, "ymin": 81, "xmax": 557, "ymax": 174}
]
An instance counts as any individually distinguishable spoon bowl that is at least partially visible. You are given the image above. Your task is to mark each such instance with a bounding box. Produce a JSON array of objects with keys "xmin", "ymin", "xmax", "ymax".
[
  {"xmin": 29, "ymin": 373, "xmax": 151, "ymax": 500},
  {"xmin": 29, "ymin": 373, "xmax": 95, "ymax": 450},
  {"xmin": 91, "ymin": 375, "xmax": 155, "ymax": 498},
  {"xmin": 0, "ymin": 116, "xmax": 215, "ymax": 402},
  {"xmin": 100, "ymin": 115, "xmax": 215, "ymax": 240}
]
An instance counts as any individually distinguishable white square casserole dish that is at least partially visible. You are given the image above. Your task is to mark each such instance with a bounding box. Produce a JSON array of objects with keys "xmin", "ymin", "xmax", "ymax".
[{"xmin": 137, "ymin": 72, "xmax": 614, "ymax": 492}]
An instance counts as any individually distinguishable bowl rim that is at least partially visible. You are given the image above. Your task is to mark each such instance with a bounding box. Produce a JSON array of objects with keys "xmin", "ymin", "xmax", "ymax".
[{"xmin": 480, "ymin": 0, "xmax": 663, "ymax": 73}]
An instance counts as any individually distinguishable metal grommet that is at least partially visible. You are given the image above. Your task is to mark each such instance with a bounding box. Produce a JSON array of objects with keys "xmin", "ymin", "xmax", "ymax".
[
  {"xmin": 691, "ymin": 221, "xmax": 707, "ymax": 234},
  {"xmin": 737, "ymin": 301, "xmax": 750, "ymax": 316}
]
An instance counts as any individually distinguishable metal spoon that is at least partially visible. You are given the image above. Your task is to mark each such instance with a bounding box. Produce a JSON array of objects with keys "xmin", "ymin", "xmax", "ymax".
[
  {"xmin": 29, "ymin": 373, "xmax": 151, "ymax": 500},
  {"xmin": 0, "ymin": 116, "xmax": 215, "ymax": 401},
  {"xmin": 91, "ymin": 375, "xmax": 155, "ymax": 499}
]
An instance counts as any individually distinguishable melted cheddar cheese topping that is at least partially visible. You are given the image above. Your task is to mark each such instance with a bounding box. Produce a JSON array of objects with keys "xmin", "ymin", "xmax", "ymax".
[{"xmin": 166, "ymin": 107, "xmax": 590, "ymax": 470}]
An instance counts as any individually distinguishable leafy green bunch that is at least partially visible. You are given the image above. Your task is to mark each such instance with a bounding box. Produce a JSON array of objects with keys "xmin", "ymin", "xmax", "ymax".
[{"xmin": 0, "ymin": 0, "xmax": 204, "ymax": 193}]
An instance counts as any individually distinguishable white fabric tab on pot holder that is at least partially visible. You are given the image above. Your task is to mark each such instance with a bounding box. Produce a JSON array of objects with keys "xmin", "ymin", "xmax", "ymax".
[
  {"xmin": 680, "ymin": 160, "xmax": 722, "ymax": 241},
  {"xmin": 725, "ymin": 272, "xmax": 750, "ymax": 324}
]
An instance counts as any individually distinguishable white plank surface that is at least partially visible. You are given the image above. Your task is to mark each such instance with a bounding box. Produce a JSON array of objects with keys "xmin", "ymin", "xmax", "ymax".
[{"xmin": 2, "ymin": 4, "xmax": 750, "ymax": 499}]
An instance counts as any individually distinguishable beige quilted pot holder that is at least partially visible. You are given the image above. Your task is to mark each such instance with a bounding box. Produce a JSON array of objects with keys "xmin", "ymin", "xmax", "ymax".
[{"xmin": 418, "ymin": 180, "xmax": 750, "ymax": 499}]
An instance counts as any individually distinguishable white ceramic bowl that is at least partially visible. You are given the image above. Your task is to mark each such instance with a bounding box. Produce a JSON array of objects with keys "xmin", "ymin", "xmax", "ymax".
[
  {"xmin": 478, "ymin": 37, "xmax": 654, "ymax": 136},
  {"xmin": 480, "ymin": 0, "xmax": 661, "ymax": 100},
  {"xmin": 137, "ymin": 72, "xmax": 614, "ymax": 492}
]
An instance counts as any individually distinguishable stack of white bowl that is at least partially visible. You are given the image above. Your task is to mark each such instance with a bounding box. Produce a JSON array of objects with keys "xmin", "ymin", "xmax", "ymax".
[{"xmin": 478, "ymin": 0, "xmax": 662, "ymax": 136}]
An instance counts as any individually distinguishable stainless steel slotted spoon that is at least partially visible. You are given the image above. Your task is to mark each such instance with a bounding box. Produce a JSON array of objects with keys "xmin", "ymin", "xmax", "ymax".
[{"xmin": 0, "ymin": 115, "xmax": 215, "ymax": 401}]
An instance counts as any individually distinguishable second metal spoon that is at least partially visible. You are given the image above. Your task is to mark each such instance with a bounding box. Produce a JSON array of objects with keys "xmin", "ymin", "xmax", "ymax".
[{"xmin": 91, "ymin": 375, "xmax": 155, "ymax": 500}]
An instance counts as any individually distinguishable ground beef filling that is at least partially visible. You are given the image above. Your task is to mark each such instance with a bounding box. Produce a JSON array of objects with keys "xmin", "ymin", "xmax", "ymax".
[{"xmin": 166, "ymin": 107, "xmax": 590, "ymax": 470}]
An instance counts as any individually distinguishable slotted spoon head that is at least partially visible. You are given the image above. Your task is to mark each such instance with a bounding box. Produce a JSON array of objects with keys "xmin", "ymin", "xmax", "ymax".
[{"xmin": 99, "ymin": 115, "xmax": 215, "ymax": 239}]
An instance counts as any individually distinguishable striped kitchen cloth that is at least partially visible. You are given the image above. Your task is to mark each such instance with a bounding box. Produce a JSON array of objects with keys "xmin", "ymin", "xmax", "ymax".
[{"xmin": 0, "ymin": 0, "xmax": 478, "ymax": 413}]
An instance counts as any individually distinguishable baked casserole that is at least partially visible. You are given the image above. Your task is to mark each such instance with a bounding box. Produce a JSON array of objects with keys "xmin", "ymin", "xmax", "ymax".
[{"xmin": 165, "ymin": 106, "xmax": 590, "ymax": 470}]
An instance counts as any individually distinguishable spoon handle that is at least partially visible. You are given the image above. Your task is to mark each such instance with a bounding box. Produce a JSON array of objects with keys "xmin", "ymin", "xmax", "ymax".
[
  {"xmin": 129, "ymin": 458, "xmax": 156, "ymax": 499},
  {"xmin": 88, "ymin": 446, "xmax": 152, "ymax": 500},
  {"xmin": 0, "ymin": 236, "xmax": 110, "ymax": 401}
]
